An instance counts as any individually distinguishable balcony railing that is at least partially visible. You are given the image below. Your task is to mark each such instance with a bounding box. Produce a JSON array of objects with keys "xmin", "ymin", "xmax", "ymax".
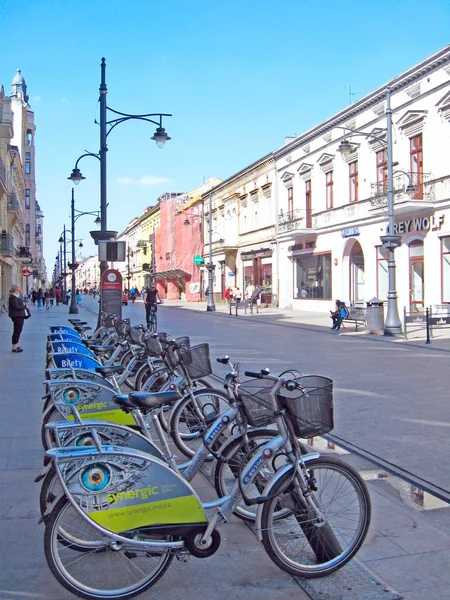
[
  {"xmin": 1, "ymin": 232, "xmax": 15, "ymax": 256},
  {"xmin": 278, "ymin": 208, "xmax": 314, "ymax": 232},
  {"xmin": 7, "ymin": 192, "xmax": 20, "ymax": 213},
  {"xmin": 370, "ymin": 173, "xmax": 434, "ymax": 208},
  {"xmin": 17, "ymin": 246, "xmax": 32, "ymax": 262}
]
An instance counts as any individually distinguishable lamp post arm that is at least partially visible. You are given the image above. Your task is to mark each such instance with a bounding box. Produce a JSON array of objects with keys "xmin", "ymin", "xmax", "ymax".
[
  {"xmin": 335, "ymin": 125, "xmax": 387, "ymax": 148},
  {"xmin": 74, "ymin": 152, "xmax": 101, "ymax": 169},
  {"xmin": 105, "ymin": 111, "xmax": 172, "ymax": 138}
]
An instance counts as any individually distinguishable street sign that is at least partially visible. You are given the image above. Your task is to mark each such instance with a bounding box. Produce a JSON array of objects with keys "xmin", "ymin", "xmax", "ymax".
[{"xmin": 22, "ymin": 268, "xmax": 31, "ymax": 277}]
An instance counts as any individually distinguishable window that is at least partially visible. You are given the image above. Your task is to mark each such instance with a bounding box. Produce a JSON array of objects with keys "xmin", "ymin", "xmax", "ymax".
[
  {"xmin": 377, "ymin": 246, "xmax": 389, "ymax": 300},
  {"xmin": 287, "ymin": 187, "xmax": 294, "ymax": 218},
  {"xmin": 325, "ymin": 171, "xmax": 333, "ymax": 209},
  {"xmin": 442, "ymin": 237, "xmax": 450, "ymax": 303},
  {"xmin": 25, "ymin": 224, "xmax": 30, "ymax": 246},
  {"xmin": 25, "ymin": 189, "xmax": 30, "ymax": 208},
  {"xmin": 27, "ymin": 130, "xmax": 33, "ymax": 146},
  {"xmin": 305, "ymin": 180, "xmax": 312, "ymax": 228},
  {"xmin": 349, "ymin": 161, "xmax": 358, "ymax": 202},
  {"xmin": 294, "ymin": 253, "xmax": 331, "ymax": 299},
  {"xmin": 410, "ymin": 134, "xmax": 423, "ymax": 199},
  {"xmin": 376, "ymin": 150, "xmax": 388, "ymax": 193}
]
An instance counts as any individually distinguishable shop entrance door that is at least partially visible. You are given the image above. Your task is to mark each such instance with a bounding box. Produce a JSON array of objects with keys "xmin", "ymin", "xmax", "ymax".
[
  {"xmin": 409, "ymin": 240, "xmax": 424, "ymax": 313},
  {"xmin": 349, "ymin": 241, "xmax": 365, "ymax": 305}
]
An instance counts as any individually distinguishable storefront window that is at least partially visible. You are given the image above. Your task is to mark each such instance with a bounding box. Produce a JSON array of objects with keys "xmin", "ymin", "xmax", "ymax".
[
  {"xmin": 261, "ymin": 264, "xmax": 272, "ymax": 289},
  {"xmin": 243, "ymin": 263, "xmax": 253, "ymax": 288},
  {"xmin": 377, "ymin": 246, "xmax": 389, "ymax": 300},
  {"xmin": 442, "ymin": 237, "xmax": 450, "ymax": 303},
  {"xmin": 294, "ymin": 253, "xmax": 331, "ymax": 299}
]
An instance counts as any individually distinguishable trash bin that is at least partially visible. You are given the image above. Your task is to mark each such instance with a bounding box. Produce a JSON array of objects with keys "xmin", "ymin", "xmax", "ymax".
[{"xmin": 366, "ymin": 297, "xmax": 384, "ymax": 334}]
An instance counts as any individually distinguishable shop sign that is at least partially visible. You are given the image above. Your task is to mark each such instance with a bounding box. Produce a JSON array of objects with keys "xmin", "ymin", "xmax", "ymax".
[
  {"xmin": 288, "ymin": 240, "xmax": 316, "ymax": 252},
  {"xmin": 341, "ymin": 227, "xmax": 360, "ymax": 238},
  {"xmin": 393, "ymin": 215, "xmax": 445, "ymax": 235}
]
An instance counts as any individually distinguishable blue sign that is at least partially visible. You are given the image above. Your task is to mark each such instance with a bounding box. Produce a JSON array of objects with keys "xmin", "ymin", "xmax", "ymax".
[{"xmin": 341, "ymin": 227, "xmax": 360, "ymax": 238}]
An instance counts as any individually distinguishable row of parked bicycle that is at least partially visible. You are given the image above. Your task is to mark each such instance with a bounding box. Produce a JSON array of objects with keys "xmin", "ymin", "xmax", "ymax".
[{"xmin": 38, "ymin": 312, "xmax": 372, "ymax": 600}]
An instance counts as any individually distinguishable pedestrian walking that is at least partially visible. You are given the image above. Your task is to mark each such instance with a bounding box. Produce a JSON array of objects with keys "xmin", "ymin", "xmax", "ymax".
[
  {"xmin": 44, "ymin": 289, "xmax": 50, "ymax": 310},
  {"xmin": 49, "ymin": 288, "xmax": 55, "ymax": 307},
  {"xmin": 31, "ymin": 289, "xmax": 37, "ymax": 306},
  {"xmin": 55, "ymin": 287, "xmax": 61, "ymax": 306},
  {"xmin": 234, "ymin": 287, "xmax": 242, "ymax": 304},
  {"xmin": 36, "ymin": 287, "xmax": 43, "ymax": 310},
  {"xmin": 8, "ymin": 284, "xmax": 30, "ymax": 353}
]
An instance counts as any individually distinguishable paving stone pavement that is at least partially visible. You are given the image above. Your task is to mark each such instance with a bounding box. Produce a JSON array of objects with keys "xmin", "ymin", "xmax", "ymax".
[{"xmin": 0, "ymin": 299, "xmax": 449, "ymax": 600}]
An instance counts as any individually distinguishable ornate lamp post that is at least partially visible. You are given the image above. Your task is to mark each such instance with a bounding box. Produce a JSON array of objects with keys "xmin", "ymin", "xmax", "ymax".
[
  {"xmin": 337, "ymin": 86, "xmax": 415, "ymax": 336},
  {"xmin": 66, "ymin": 187, "xmax": 101, "ymax": 314},
  {"xmin": 68, "ymin": 58, "xmax": 171, "ymax": 323}
]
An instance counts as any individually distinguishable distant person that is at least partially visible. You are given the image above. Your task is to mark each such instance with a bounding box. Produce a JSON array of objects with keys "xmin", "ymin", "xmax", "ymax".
[
  {"xmin": 55, "ymin": 287, "xmax": 61, "ymax": 306},
  {"xmin": 49, "ymin": 288, "xmax": 55, "ymax": 307},
  {"xmin": 143, "ymin": 283, "xmax": 163, "ymax": 327},
  {"xmin": 245, "ymin": 283, "xmax": 255, "ymax": 301},
  {"xmin": 31, "ymin": 289, "xmax": 37, "ymax": 306},
  {"xmin": 9, "ymin": 284, "xmax": 30, "ymax": 353},
  {"xmin": 330, "ymin": 299, "xmax": 341, "ymax": 330},
  {"xmin": 44, "ymin": 289, "xmax": 50, "ymax": 310},
  {"xmin": 300, "ymin": 287, "xmax": 308, "ymax": 298},
  {"xmin": 332, "ymin": 301, "xmax": 349, "ymax": 331},
  {"xmin": 225, "ymin": 286, "xmax": 232, "ymax": 306},
  {"xmin": 234, "ymin": 287, "xmax": 242, "ymax": 304},
  {"xmin": 36, "ymin": 287, "xmax": 43, "ymax": 311}
]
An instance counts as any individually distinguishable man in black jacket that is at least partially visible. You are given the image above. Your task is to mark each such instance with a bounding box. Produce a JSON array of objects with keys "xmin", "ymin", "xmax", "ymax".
[{"xmin": 8, "ymin": 285, "xmax": 29, "ymax": 353}]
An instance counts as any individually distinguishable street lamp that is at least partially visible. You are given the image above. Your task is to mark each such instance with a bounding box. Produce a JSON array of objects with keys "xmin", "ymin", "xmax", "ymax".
[
  {"xmin": 337, "ymin": 86, "xmax": 414, "ymax": 336},
  {"xmin": 126, "ymin": 245, "xmax": 134, "ymax": 292},
  {"xmin": 68, "ymin": 57, "xmax": 172, "ymax": 323},
  {"xmin": 67, "ymin": 187, "xmax": 101, "ymax": 314}
]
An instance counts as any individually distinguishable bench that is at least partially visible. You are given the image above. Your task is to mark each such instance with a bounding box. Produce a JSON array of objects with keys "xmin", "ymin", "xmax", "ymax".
[{"xmin": 342, "ymin": 307, "xmax": 367, "ymax": 331}]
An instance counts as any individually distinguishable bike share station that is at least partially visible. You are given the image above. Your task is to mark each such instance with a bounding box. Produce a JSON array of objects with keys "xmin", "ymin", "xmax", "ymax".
[{"xmin": 98, "ymin": 240, "xmax": 126, "ymax": 319}]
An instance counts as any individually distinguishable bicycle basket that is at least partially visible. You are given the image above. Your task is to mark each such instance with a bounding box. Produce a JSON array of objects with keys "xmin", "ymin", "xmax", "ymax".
[
  {"xmin": 143, "ymin": 332, "xmax": 163, "ymax": 357},
  {"xmin": 277, "ymin": 376, "xmax": 333, "ymax": 438},
  {"xmin": 115, "ymin": 319, "xmax": 131, "ymax": 337},
  {"xmin": 180, "ymin": 343, "xmax": 212, "ymax": 380},
  {"xmin": 129, "ymin": 327, "xmax": 143, "ymax": 345},
  {"xmin": 237, "ymin": 379, "xmax": 276, "ymax": 427},
  {"xmin": 102, "ymin": 313, "xmax": 116, "ymax": 329}
]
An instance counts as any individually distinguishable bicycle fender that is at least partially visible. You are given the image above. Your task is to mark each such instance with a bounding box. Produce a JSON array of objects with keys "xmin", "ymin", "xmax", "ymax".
[{"xmin": 254, "ymin": 452, "xmax": 320, "ymax": 541}]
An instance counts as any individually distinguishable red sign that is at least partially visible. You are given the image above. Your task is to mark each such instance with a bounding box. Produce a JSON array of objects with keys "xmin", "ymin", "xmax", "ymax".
[
  {"xmin": 22, "ymin": 268, "xmax": 31, "ymax": 277},
  {"xmin": 101, "ymin": 269, "xmax": 123, "ymax": 290}
]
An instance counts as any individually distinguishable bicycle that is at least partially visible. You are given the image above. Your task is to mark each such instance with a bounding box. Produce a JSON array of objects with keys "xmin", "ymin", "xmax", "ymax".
[{"xmin": 42, "ymin": 366, "xmax": 371, "ymax": 598}]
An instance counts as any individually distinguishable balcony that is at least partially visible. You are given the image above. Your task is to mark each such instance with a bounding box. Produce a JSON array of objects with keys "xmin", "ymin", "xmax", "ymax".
[
  {"xmin": 16, "ymin": 246, "xmax": 32, "ymax": 263},
  {"xmin": 277, "ymin": 209, "xmax": 315, "ymax": 238},
  {"xmin": 370, "ymin": 173, "xmax": 435, "ymax": 217},
  {"xmin": 0, "ymin": 232, "xmax": 15, "ymax": 257},
  {"xmin": 7, "ymin": 192, "xmax": 20, "ymax": 214}
]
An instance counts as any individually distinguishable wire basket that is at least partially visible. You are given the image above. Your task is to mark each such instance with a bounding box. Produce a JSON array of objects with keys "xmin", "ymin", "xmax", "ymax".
[
  {"xmin": 237, "ymin": 378, "xmax": 276, "ymax": 427},
  {"xmin": 180, "ymin": 343, "xmax": 212, "ymax": 380},
  {"xmin": 129, "ymin": 327, "xmax": 143, "ymax": 345},
  {"xmin": 102, "ymin": 313, "xmax": 116, "ymax": 329},
  {"xmin": 115, "ymin": 319, "xmax": 131, "ymax": 338},
  {"xmin": 143, "ymin": 332, "xmax": 163, "ymax": 357},
  {"xmin": 277, "ymin": 376, "xmax": 333, "ymax": 439}
]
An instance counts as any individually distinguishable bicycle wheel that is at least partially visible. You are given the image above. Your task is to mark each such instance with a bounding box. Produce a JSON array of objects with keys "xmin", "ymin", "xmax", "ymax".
[
  {"xmin": 213, "ymin": 429, "xmax": 280, "ymax": 522},
  {"xmin": 44, "ymin": 498, "xmax": 174, "ymax": 600},
  {"xmin": 134, "ymin": 360, "xmax": 166, "ymax": 391},
  {"xmin": 213, "ymin": 431, "xmax": 310, "ymax": 523},
  {"xmin": 40, "ymin": 466, "xmax": 62, "ymax": 516},
  {"xmin": 260, "ymin": 455, "xmax": 371, "ymax": 578},
  {"xmin": 169, "ymin": 389, "xmax": 229, "ymax": 458},
  {"xmin": 41, "ymin": 407, "xmax": 63, "ymax": 450},
  {"xmin": 121, "ymin": 350, "xmax": 144, "ymax": 390}
]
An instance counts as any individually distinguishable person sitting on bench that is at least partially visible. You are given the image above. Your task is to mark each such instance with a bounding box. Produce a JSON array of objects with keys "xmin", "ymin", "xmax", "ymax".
[{"xmin": 331, "ymin": 301, "xmax": 349, "ymax": 331}]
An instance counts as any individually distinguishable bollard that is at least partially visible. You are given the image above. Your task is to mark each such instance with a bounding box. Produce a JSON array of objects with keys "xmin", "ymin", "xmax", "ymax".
[{"xmin": 425, "ymin": 307, "xmax": 431, "ymax": 344}]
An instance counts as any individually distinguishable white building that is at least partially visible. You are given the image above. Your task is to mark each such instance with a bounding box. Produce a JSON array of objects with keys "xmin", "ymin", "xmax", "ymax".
[{"xmin": 273, "ymin": 45, "xmax": 450, "ymax": 315}]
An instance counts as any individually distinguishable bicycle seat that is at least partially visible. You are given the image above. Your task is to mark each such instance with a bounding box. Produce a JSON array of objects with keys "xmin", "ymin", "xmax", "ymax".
[
  {"xmin": 75, "ymin": 326, "xmax": 92, "ymax": 332},
  {"xmin": 113, "ymin": 395, "xmax": 134, "ymax": 409},
  {"xmin": 128, "ymin": 391, "xmax": 182, "ymax": 410},
  {"xmin": 90, "ymin": 345, "xmax": 115, "ymax": 353},
  {"xmin": 82, "ymin": 339, "xmax": 103, "ymax": 346},
  {"xmin": 95, "ymin": 365, "xmax": 124, "ymax": 376}
]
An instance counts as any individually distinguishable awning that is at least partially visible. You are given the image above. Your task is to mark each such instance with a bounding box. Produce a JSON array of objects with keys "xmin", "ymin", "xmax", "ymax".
[{"xmin": 154, "ymin": 268, "xmax": 192, "ymax": 280}]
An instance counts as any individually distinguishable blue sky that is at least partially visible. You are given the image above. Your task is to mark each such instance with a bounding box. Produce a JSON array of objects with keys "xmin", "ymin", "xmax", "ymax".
[{"xmin": 1, "ymin": 0, "xmax": 449, "ymax": 273}]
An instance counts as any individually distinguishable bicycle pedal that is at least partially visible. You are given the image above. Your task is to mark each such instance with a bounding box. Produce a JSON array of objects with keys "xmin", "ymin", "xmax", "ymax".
[{"xmin": 176, "ymin": 551, "xmax": 190, "ymax": 563}]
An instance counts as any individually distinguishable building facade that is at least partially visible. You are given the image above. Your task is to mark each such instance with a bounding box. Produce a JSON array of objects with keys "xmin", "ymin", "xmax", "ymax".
[{"xmin": 274, "ymin": 45, "xmax": 450, "ymax": 314}]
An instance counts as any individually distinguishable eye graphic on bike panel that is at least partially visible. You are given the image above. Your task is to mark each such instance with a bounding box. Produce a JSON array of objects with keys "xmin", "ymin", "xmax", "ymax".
[
  {"xmin": 62, "ymin": 388, "xmax": 80, "ymax": 404},
  {"xmin": 76, "ymin": 436, "xmax": 96, "ymax": 447},
  {"xmin": 80, "ymin": 464, "xmax": 112, "ymax": 492}
]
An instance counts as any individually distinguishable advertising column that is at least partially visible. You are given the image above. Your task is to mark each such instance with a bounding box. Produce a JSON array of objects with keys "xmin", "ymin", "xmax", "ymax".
[{"xmin": 101, "ymin": 269, "xmax": 123, "ymax": 319}]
